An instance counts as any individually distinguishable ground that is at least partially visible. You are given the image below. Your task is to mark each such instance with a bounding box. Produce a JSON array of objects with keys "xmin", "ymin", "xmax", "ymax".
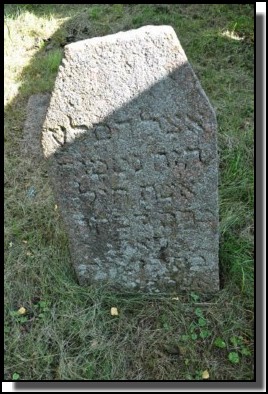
[{"xmin": 4, "ymin": 4, "xmax": 254, "ymax": 381}]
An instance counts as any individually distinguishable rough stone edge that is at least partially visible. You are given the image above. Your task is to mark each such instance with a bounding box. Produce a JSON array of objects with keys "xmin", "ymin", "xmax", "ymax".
[
  {"xmin": 21, "ymin": 93, "xmax": 51, "ymax": 162},
  {"xmin": 65, "ymin": 25, "xmax": 182, "ymax": 50}
]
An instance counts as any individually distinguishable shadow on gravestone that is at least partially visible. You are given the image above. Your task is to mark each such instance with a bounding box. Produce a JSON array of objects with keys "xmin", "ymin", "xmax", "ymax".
[{"xmin": 41, "ymin": 25, "xmax": 219, "ymax": 294}]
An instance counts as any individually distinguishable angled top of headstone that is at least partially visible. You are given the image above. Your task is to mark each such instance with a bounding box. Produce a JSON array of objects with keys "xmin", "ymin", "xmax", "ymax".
[{"xmin": 42, "ymin": 25, "xmax": 219, "ymax": 293}]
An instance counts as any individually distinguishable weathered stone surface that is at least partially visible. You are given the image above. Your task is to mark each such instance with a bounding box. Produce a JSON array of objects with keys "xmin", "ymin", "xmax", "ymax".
[
  {"xmin": 22, "ymin": 93, "xmax": 50, "ymax": 161},
  {"xmin": 42, "ymin": 25, "xmax": 219, "ymax": 293}
]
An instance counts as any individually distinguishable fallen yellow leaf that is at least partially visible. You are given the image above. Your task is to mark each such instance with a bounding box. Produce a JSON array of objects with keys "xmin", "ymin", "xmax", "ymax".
[
  {"xmin": 172, "ymin": 297, "xmax": 179, "ymax": 300},
  {"xmin": 26, "ymin": 251, "xmax": 32, "ymax": 256},
  {"xmin": 111, "ymin": 307, "xmax": 119, "ymax": 316},
  {"xmin": 18, "ymin": 307, "xmax": 26, "ymax": 315},
  {"xmin": 202, "ymin": 370, "xmax": 209, "ymax": 379},
  {"xmin": 54, "ymin": 205, "xmax": 58, "ymax": 211},
  {"xmin": 22, "ymin": 240, "xmax": 28, "ymax": 244}
]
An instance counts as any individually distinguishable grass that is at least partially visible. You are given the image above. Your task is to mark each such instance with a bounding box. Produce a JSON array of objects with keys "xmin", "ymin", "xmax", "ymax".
[{"xmin": 4, "ymin": 4, "xmax": 254, "ymax": 381}]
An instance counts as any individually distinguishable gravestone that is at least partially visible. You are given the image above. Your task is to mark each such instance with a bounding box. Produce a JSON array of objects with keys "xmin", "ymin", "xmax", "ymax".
[
  {"xmin": 22, "ymin": 93, "xmax": 50, "ymax": 161},
  {"xmin": 42, "ymin": 25, "xmax": 219, "ymax": 293}
]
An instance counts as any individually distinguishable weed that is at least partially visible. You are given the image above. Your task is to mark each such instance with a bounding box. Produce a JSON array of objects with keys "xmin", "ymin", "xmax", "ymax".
[
  {"xmin": 10, "ymin": 310, "xmax": 28, "ymax": 325},
  {"xmin": 228, "ymin": 352, "xmax": 240, "ymax": 364},
  {"xmin": 190, "ymin": 292, "xmax": 200, "ymax": 302},
  {"xmin": 181, "ymin": 304, "xmax": 212, "ymax": 343},
  {"xmin": 213, "ymin": 334, "xmax": 252, "ymax": 365},
  {"xmin": 34, "ymin": 300, "xmax": 51, "ymax": 320},
  {"xmin": 214, "ymin": 337, "xmax": 227, "ymax": 349}
]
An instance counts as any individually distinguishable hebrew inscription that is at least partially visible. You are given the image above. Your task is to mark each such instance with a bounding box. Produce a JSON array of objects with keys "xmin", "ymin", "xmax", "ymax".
[{"xmin": 42, "ymin": 26, "xmax": 219, "ymax": 293}]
